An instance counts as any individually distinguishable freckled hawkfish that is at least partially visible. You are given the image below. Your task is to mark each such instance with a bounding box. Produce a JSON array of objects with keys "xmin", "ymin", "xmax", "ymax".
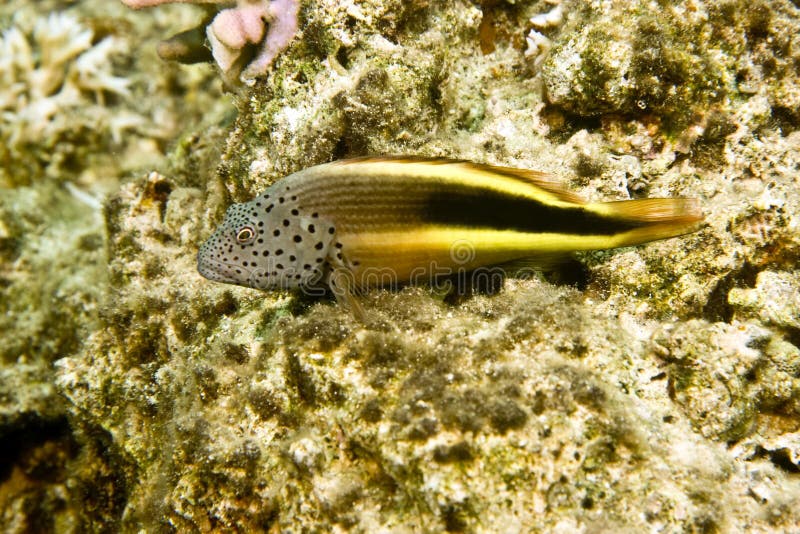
[{"xmin": 197, "ymin": 157, "xmax": 703, "ymax": 315}]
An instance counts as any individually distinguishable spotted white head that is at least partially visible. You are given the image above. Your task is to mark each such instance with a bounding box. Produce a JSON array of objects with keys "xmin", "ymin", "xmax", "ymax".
[{"xmin": 197, "ymin": 185, "xmax": 336, "ymax": 290}]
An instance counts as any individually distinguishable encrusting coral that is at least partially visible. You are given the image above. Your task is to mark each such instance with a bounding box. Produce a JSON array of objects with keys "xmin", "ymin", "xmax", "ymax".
[{"xmin": 120, "ymin": 0, "xmax": 299, "ymax": 85}]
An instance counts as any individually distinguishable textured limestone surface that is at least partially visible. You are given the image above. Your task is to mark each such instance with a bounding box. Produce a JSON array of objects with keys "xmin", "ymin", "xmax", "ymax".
[
  {"xmin": 0, "ymin": 0, "xmax": 230, "ymax": 530},
  {"xmin": 2, "ymin": 0, "xmax": 800, "ymax": 531}
]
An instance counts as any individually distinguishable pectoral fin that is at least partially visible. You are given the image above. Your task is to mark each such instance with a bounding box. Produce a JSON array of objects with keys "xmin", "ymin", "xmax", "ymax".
[{"xmin": 329, "ymin": 267, "xmax": 365, "ymax": 321}]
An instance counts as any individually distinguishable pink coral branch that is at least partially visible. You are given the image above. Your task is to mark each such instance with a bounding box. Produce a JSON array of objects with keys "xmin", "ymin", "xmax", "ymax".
[
  {"xmin": 120, "ymin": 0, "xmax": 298, "ymax": 85},
  {"xmin": 206, "ymin": 0, "xmax": 298, "ymax": 84},
  {"xmin": 210, "ymin": 4, "xmax": 267, "ymax": 49},
  {"xmin": 241, "ymin": 0, "xmax": 298, "ymax": 81}
]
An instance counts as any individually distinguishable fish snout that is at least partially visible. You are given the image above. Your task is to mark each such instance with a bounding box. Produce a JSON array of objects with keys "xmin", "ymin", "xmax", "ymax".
[{"xmin": 197, "ymin": 253, "xmax": 247, "ymax": 285}]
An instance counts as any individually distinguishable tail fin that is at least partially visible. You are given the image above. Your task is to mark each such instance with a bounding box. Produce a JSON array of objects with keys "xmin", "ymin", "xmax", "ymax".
[
  {"xmin": 595, "ymin": 198, "xmax": 702, "ymax": 224},
  {"xmin": 591, "ymin": 197, "xmax": 705, "ymax": 247}
]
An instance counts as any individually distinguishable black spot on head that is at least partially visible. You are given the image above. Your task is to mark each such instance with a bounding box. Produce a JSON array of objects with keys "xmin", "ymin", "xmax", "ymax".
[
  {"xmin": 328, "ymin": 227, "xmax": 335, "ymax": 235},
  {"xmin": 303, "ymin": 264, "xmax": 311, "ymax": 270},
  {"xmin": 308, "ymin": 224, "xmax": 316, "ymax": 233},
  {"xmin": 291, "ymin": 195, "xmax": 297, "ymax": 201},
  {"xmin": 258, "ymin": 221, "xmax": 264, "ymax": 227},
  {"xmin": 266, "ymin": 204, "xmax": 274, "ymax": 213},
  {"xmin": 283, "ymin": 219, "xmax": 290, "ymax": 227},
  {"xmin": 291, "ymin": 208, "xmax": 299, "ymax": 216},
  {"xmin": 276, "ymin": 249, "xmax": 283, "ymax": 255},
  {"xmin": 315, "ymin": 242, "xmax": 324, "ymax": 250},
  {"xmin": 312, "ymin": 212, "xmax": 319, "ymax": 218},
  {"xmin": 335, "ymin": 242, "xmax": 343, "ymax": 249},
  {"xmin": 276, "ymin": 263, "xmax": 284, "ymax": 269},
  {"xmin": 279, "ymin": 197, "xmax": 285, "ymax": 203},
  {"xmin": 293, "ymin": 235, "xmax": 302, "ymax": 243},
  {"xmin": 252, "ymin": 251, "xmax": 259, "ymax": 256},
  {"xmin": 257, "ymin": 238, "xmax": 263, "ymax": 244},
  {"xmin": 273, "ymin": 229, "xmax": 281, "ymax": 237},
  {"xmin": 316, "ymin": 257, "xmax": 323, "ymax": 263},
  {"xmin": 289, "ymin": 255, "xmax": 297, "ymax": 261}
]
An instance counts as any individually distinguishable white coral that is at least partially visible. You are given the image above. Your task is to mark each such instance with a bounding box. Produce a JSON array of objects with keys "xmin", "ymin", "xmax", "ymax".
[
  {"xmin": 1, "ymin": 13, "xmax": 132, "ymax": 144},
  {"xmin": 0, "ymin": 12, "xmax": 142, "ymax": 185},
  {"xmin": 74, "ymin": 36, "xmax": 132, "ymax": 100},
  {"xmin": 524, "ymin": 2, "xmax": 564, "ymax": 68},
  {"xmin": 524, "ymin": 30, "xmax": 551, "ymax": 66}
]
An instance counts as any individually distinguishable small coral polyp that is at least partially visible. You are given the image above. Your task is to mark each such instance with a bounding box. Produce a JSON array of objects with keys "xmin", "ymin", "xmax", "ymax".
[{"xmin": 120, "ymin": 0, "xmax": 298, "ymax": 85}]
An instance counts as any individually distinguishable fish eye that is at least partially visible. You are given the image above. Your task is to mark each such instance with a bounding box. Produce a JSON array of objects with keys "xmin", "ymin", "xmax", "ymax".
[{"xmin": 236, "ymin": 226, "xmax": 255, "ymax": 244}]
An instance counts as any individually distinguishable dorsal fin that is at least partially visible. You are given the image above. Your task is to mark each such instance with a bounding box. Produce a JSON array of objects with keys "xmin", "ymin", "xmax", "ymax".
[{"xmin": 334, "ymin": 155, "xmax": 586, "ymax": 204}]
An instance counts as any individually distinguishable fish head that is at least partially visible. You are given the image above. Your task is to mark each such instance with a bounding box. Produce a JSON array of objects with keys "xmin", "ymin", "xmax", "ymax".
[{"xmin": 197, "ymin": 192, "xmax": 335, "ymax": 291}]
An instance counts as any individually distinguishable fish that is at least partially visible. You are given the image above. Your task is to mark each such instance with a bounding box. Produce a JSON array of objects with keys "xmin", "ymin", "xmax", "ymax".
[{"xmin": 197, "ymin": 156, "xmax": 704, "ymax": 316}]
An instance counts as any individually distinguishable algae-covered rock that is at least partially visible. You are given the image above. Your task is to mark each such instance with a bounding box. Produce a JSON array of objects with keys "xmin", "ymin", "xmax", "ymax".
[
  {"xmin": 0, "ymin": 0, "xmax": 231, "ymax": 529},
  {"xmin": 541, "ymin": 0, "xmax": 800, "ymax": 135},
  {"xmin": 728, "ymin": 270, "xmax": 800, "ymax": 330},
  {"xmin": 3, "ymin": 0, "xmax": 800, "ymax": 531},
  {"xmin": 652, "ymin": 320, "xmax": 800, "ymax": 442},
  {"xmin": 542, "ymin": 1, "xmax": 730, "ymax": 129},
  {"xmin": 0, "ymin": 176, "xmax": 111, "ymax": 530}
]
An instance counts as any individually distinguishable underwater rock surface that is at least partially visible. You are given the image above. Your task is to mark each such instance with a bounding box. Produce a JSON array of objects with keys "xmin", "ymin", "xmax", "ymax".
[{"xmin": 2, "ymin": 0, "xmax": 800, "ymax": 531}]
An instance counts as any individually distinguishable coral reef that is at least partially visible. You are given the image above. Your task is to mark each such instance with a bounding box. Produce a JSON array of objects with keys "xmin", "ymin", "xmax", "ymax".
[
  {"xmin": 0, "ymin": 177, "xmax": 113, "ymax": 533},
  {"xmin": 2, "ymin": 0, "xmax": 800, "ymax": 531}
]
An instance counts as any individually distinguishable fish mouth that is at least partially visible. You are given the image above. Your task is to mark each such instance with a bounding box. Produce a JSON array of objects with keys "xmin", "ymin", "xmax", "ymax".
[{"xmin": 197, "ymin": 256, "xmax": 252, "ymax": 285}]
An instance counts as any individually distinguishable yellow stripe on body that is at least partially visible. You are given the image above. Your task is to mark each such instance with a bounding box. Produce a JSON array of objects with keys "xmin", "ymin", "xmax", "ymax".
[
  {"xmin": 340, "ymin": 227, "xmax": 634, "ymax": 285},
  {"xmin": 312, "ymin": 158, "xmax": 582, "ymax": 209}
]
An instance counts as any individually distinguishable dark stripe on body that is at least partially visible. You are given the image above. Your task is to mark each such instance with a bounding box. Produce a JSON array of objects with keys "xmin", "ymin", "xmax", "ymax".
[
  {"xmin": 289, "ymin": 168, "xmax": 641, "ymax": 235},
  {"xmin": 422, "ymin": 188, "xmax": 642, "ymax": 235}
]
